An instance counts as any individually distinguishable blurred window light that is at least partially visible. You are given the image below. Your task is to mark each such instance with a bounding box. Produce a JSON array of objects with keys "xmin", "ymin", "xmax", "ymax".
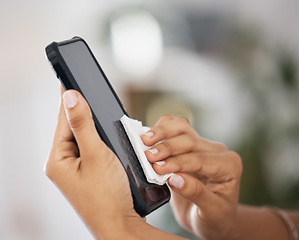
[{"xmin": 110, "ymin": 10, "xmax": 163, "ymax": 78}]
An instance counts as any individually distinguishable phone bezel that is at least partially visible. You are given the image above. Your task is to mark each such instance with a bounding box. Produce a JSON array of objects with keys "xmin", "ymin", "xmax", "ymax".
[{"xmin": 45, "ymin": 37, "xmax": 170, "ymax": 216}]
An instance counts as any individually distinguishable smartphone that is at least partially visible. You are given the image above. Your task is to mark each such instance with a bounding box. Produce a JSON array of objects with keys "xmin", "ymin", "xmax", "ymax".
[{"xmin": 45, "ymin": 37, "xmax": 170, "ymax": 217}]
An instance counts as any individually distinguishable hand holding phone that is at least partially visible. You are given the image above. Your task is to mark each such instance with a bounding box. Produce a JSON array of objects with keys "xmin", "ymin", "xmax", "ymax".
[
  {"xmin": 46, "ymin": 88, "xmax": 143, "ymax": 239},
  {"xmin": 45, "ymin": 37, "xmax": 170, "ymax": 216}
]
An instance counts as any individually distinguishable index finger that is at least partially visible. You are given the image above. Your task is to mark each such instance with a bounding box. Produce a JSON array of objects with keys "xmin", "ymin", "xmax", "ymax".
[
  {"xmin": 153, "ymin": 151, "xmax": 243, "ymax": 181},
  {"xmin": 141, "ymin": 115, "xmax": 196, "ymax": 145},
  {"xmin": 141, "ymin": 115, "xmax": 227, "ymax": 153}
]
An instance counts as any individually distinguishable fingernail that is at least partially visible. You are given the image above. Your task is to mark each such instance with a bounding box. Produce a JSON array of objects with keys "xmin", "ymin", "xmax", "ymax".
[
  {"xmin": 155, "ymin": 161, "xmax": 165, "ymax": 166},
  {"xmin": 63, "ymin": 91, "xmax": 78, "ymax": 109},
  {"xmin": 169, "ymin": 174, "xmax": 184, "ymax": 189},
  {"xmin": 144, "ymin": 131, "xmax": 154, "ymax": 138},
  {"xmin": 148, "ymin": 148, "xmax": 159, "ymax": 155}
]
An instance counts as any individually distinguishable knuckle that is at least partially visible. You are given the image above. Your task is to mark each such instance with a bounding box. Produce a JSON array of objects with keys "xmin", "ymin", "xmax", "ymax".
[
  {"xmin": 187, "ymin": 135, "xmax": 198, "ymax": 150},
  {"xmin": 175, "ymin": 117, "xmax": 190, "ymax": 130},
  {"xmin": 167, "ymin": 155, "xmax": 183, "ymax": 173},
  {"xmin": 68, "ymin": 114, "xmax": 93, "ymax": 134},
  {"xmin": 160, "ymin": 140, "xmax": 173, "ymax": 155},
  {"xmin": 227, "ymin": 151, "xmax": 241, "ymax": 163},
  {"xmin": 177, "ymin": 116, "xmax": 189, "ymax": 125},
  {"xmin": 215, "ymin": 142, "xmax": 228, "ymax": 152},
  {"xmin": 173, "ymin": 156, "xmax": 183, "ymax": 172},
  {"xmin": 159, "ymin": 115, "xmax": 189, "ymax": 126},
  {"xmin": 159, "ymin": 114, "xmax": 174, "ymax": 122},
  {"xmin": 227, "ymin": 151, "xmax": 243, "ymax": 178},
  {"xmin": 66, "ymin": 101, "xmax": 93, "ymax": 132},
  {"xmin": 67, "ymin": 114, "xmax": 85, "ymax": 130},
  {"xmin": 166, "ymin": 117, "xmax": 191, "ymax": 136},
  {"xmin": 44, "ymin": 147, "xmax": 67, "ymax": 181},
  {"xmin": 43, "ymin": 160, "xmax": 56, "ymax": 180},
  {"xmin": 208, "ymin": 140, "xmax": 228, "ymax": 152}
]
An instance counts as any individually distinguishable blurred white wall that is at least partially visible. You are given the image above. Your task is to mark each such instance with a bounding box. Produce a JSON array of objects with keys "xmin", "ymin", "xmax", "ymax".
[
  {"xmin": 0, "ymin": 1, "xmax": 124, "ymax": 239},
  {"xmin": 0, "ymin": 0, "xmax": 298, "ymax": 239}
]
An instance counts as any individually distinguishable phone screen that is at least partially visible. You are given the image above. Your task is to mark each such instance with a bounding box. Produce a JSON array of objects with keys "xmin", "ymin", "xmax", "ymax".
[
  {"xmin": 59, "ymin": 41, "xmax": 126, "ymax": 153},
  {"xmin": 52, "ymin": 39, "xmax": 170, "ymax": 215}
]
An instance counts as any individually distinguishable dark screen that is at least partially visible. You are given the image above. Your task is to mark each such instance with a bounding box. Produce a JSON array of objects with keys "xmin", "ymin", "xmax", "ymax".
[
  {"xmin": 57, "ymin": 40, "xmax": 169, "ymax": 208},
  {"xmin": 59, "ymin": 41, "xmax": 125, "ymax": 129},
  {"xmin": 58, "ymin": 41, "xmax": 148, "ymax": 184}
]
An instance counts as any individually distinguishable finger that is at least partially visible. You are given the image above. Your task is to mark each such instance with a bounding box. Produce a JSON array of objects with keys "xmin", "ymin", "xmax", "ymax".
[
  {"xmin": 141, "ymin": 115, "xmax": 195, "ymax": 145},
  {"xmin": 63, "ymin": 90, "xmax": 103, "ymax": 156},
  {"xmin": 153, "ymin": 151, "xmax": 242, "ymax": 181},
  {"xmin": 168, "ymin": 173, "xmax": 224, "ymax": 214},
  {"xmin": 145, "ymin": 134, "xmax": 227, "ymax": 163},
  {"xmin": 169, "ymin": 190, "xmax": 194, "ymax": 231},
  {"xmin": 169, "ymin": 174, "xmax": 236, "ymax": 237},
  {"xmin": 141, "ymin": 115, "xmax": 226, "ymax": 153},
  {"xmin": 145, "ymin": 134, "xmax": 197, "ymax": 162},
  {"xmin": 154, "ymin": 114, "xmax": 190, "ymax": 126}
]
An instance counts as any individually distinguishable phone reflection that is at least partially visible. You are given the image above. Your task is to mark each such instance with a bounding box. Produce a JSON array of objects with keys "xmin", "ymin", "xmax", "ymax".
[{"xmin": 126, "ymin": 166, "xmax": 169, "ymax": 207}]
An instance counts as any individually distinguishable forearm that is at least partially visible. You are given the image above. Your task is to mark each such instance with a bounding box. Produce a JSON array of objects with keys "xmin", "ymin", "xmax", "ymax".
[
  {"xmin": 127, "ymin": 220, "xmax": 188, "ymax": 240},
  {"xmin": 228, "ymin": 205, "xmax": 293, "ymax": 240},
  {"xmin": 93, "ymin": 216, "xmax": 188, "ymax": 240}
]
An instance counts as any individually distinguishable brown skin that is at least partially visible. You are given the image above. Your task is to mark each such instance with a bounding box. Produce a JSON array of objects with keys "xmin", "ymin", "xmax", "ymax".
[
  {"xmin": 45, "ymin": 88, "xmax": 186, "ymax": 240},
  {"xmin": 141, "ymin": 115, "xmax": 243, "ymax": 240},
  {"xmin": 46, "ymin": 88, "xmax": 297, "ymax": 240},
  {"xmin": 142, "ymin": 117, "xmax": 299, "ymax": 240}
]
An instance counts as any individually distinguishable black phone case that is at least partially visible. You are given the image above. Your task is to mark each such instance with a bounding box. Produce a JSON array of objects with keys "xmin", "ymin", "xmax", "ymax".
[{"xmin": 45, "ymin": 37, "xmax": 170, "ymax": 217}]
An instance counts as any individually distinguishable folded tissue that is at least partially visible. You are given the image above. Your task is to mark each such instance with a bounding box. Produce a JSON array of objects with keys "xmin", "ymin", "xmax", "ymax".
[{"xmin": 120, "ymin": 115, "xmax": 173, "ymax": 185}]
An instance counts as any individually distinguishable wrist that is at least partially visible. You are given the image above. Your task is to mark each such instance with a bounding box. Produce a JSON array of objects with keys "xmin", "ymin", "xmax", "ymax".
[
  {"xmin": 189, "ymin": 205, "xmax": 238, "ymax": 240},
  {"xmin": 225, "ymin": 205, "xmax": 293, "ymax": 240},
  {"xmin": 100, "ymin": 217, "xmax": 154, "ymax": 240},
  {"xmin": 81, "ymin": 209, "xmax": 141, "ymax": 240}
]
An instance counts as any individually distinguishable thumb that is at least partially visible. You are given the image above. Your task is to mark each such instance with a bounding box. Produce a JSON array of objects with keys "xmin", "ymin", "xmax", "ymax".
[
  {"xmin": 63, "ymin": 90, "xmax": 102, "ymax": 154},
  {"xmin": 168, "ymin": 173, "xmax": 223, "ymax": 215}
]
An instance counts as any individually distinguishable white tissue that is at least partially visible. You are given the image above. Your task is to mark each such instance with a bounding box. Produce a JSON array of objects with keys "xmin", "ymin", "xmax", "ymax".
[{"xmin": 120, "ymin": 115, "xmax": 173, "ymax": 185}]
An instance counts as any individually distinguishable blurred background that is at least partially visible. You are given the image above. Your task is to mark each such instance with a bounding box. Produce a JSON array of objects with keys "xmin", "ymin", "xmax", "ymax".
[{"xmin": 1, "ymin": 0, "xmax": 299, "ymax": 239}]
